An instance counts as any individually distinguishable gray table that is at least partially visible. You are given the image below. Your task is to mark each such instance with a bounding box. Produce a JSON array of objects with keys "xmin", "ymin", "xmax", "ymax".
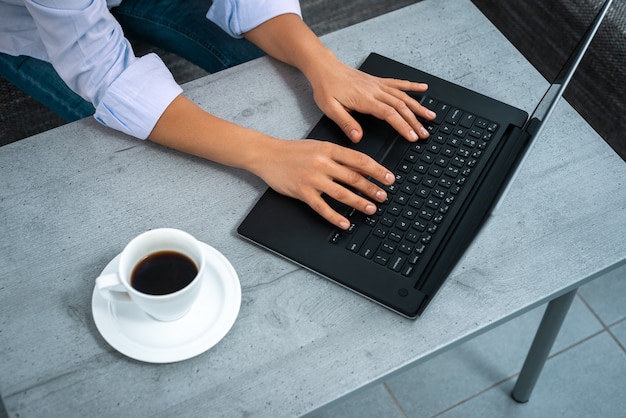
[{"xmin": 1, "ymin": 0, "xmax": 625, "ymax": 416}]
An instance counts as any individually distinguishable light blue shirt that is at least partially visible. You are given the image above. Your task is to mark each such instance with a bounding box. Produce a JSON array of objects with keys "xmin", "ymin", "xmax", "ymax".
[{"xmin": 0, "ymin": 0, "xmax": 302, "ymax": 139}]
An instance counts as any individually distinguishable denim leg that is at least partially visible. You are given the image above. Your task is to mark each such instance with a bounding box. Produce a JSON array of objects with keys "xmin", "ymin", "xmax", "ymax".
[
  {"xmin": 111, "ymin": 0, "xmax": 266, "ymax": 73},
  {"xmin": 0, "ymin": 53, "xmax": 95, "ymax": 122}
]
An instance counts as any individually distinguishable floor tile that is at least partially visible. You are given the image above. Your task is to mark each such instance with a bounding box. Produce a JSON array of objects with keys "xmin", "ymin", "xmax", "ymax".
[
  {"xmin": 308, "ymin": 383, "xmax": 403, "ymax": 418},
  {"xmin": 578, "ymin": 264, "xmax": 626, "ymax": 325},
  {"xmin": 609, "ymin": 319, "xmax": 626, "ymax": 352},
  {"xmin": 0, "ymin": 396, "xmax": 7, "ymax": 418},
  {"xmin": 385, "ymin": 296, "xmax": 601, "ymax": 417},
  {"xmin": 437, "ymin": 332, "xmax": 626, "ymax": 418}
]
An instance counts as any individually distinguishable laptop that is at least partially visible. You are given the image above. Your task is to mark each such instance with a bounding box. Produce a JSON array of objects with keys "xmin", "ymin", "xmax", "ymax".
[{"xmin": 238, "ymin": 0, "xmax": 613, "ymax": 318}]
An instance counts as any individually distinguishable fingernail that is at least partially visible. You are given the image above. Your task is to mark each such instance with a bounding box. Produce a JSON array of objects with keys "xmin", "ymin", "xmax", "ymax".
[
  {"xmin": 339, "ymin": 220, "xmax": 350, "ymax": 230},
  {"xmin": 420, "ymin": 127, "xmax": 429, "ymax": 137},
  {"xmin": 385, "ymin": 172, "xmax": 395, "ymax": 183},
  {"xmin": 349, "ymin": 129, "xmax": 359, "ymax": 141},
  {"xmin": 427, "ymin": 110, "xmax": 436, "ymax": 119},
  {"xmin": 365, "ymin": 204, "xmax": 376, "ymax": 214},
  {"xmin": 409, "ymin": 130, "xmax": 419, "ymax": 141},
  {"xmin": 376, "ymin": 190, "xmax": 387, "ymax": 201}
]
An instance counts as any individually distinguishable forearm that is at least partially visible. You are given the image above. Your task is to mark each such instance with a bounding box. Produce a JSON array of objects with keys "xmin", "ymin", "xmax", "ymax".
[
  {"xmin": 147, "ymin": 94, "xmax": 276, "ymax": 173},
  {"xmin": 243, "ymin": 13, "xmax": 335, "ymax": 85}
]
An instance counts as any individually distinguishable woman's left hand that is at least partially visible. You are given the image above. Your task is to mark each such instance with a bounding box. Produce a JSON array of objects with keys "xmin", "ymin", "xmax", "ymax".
[{"xmin": 307, "ymin": 57, "xmax": 437, "ymax": 143}]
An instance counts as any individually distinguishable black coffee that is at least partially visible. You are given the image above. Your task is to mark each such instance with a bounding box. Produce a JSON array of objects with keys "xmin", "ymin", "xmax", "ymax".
[{"xmin": 131, "ymin": 251, "xmax": 198, "ymax": 295}]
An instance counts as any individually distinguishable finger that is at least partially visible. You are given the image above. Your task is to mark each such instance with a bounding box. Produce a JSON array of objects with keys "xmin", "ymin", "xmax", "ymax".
[
  {"xmin": 383, "ymin": 78, "xmax": 430, "ymax": 94},
  {"xmin": 382, "ymin": 89, "xmax": 437, "ymax": 139},
  {"xmin": 330, "ymin": 163, "xmax": 389, "ymax": 206},
  {"xmin": 365, "ymin": 97, "xmax": 426, "ymax": 141},
  {"xmin": 333, "ymin": 146, "xmax": 396, "ymax": 187},
  {"xmin": 321, "ymin": 179, "xmax": 382, "ymax": 223},
  {"xmin": 322, "ymin": 100, "xmax": 364, "ymax": 143},
  {"xmin": 384, "ymin": 86, "xmax": 437, "ymax": 122},
  {"xmin": 306, "ymin": 193, "xmax": 353, "ymax": 230}
]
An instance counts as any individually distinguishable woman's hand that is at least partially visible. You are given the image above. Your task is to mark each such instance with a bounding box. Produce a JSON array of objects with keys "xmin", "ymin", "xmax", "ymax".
[
  {"xmin": 249, "ymin": 138, "xmax": 396, "ymax": 230},
  {"xmin": 307, "ymin": 56, "xmax": 436, "ymax": 143},
  {"xmin": 244, "ymin": 14, "xmax": 436, "ymax": 143}
]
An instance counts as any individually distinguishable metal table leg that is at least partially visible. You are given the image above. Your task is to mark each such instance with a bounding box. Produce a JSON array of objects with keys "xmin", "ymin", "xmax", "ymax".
[{"xmin": 511, "ymin": 289, "xmax": 578, "ymax": 403}]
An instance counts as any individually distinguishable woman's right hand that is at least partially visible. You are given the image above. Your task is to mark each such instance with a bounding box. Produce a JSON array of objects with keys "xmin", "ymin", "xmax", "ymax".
[
  {"xmin": 250, "ymin": 138, "xmax": 395, "ymax": 230},
  {"xmin": 148, "ymin": 95, "xmax": 394, "ymax": 230}
]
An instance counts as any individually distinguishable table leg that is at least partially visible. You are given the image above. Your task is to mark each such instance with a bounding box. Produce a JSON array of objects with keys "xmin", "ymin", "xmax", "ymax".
[{"xmin": 511, "ymin": 288, "xmax": 578, "ymax": 403}]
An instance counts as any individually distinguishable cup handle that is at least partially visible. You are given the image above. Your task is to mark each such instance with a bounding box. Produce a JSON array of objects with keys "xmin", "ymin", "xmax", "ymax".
[{"xmin": 96, "ymin": 273, "xmax": 132, "ymax": 303}]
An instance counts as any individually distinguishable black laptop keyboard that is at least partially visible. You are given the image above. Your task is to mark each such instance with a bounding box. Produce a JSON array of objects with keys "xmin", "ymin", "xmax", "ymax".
[{"xmin": 329, "ymin": 96, "xmax": 498, "ymax": 285}]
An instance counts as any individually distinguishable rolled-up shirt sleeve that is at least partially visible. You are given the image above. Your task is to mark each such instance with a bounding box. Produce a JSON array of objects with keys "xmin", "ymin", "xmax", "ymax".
[
  {"xmin": 94, "ymin": 54, "xmax": 182, "ymax": 139},
  {"xmin": 207, "ymin": 0, "xmax": 302, "ymax": 38},
  {"xmin": 24, "ymin": 0, "xmax": 181, "ymax": 139}
]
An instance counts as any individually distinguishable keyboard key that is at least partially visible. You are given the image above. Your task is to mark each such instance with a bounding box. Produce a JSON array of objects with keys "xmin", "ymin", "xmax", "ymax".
[
  {"xmin": 402, "ymin": 207, "xmax": 418, "ymax": 220},
  {"xmin": 360, "ymin": 236, "xmax": 381, "ymax": 259},
  {"xmin": 421, "ymin": 152, "xmax": 435, "ymax": 163},
  {"xmin": 433, "ymin": 102, "xmax": 450, "ymax": 124},
  {"xmin": 422, "ymin": 177, "xmax": 436, "ymax": 188},
  {"xmin": 433, "ymin": 134, "xmax": 447, "ymax": 144},
  {"xmin": 389, "ymin": 255, "xmax": 406, "ymax": 272},
  {"xmin": 388, "ymin": 230, "xmax": 403, "ymax": 242},
  {"xmin": 380, "ymin": 215, "xmax": 394, "ymax": 227},
  {"xmin": 364, "ymin": 216, "xmax": 377, "ymax": 226},
  {"xmin": 374, "ymin": 252, "xmax": 389, "ymax": 266},
  {"xmin": 381, "ymin": 241, "xmax": 395, "ymax": 254},
  {"xmin": 396, "ymin": 219, "xmax": 410, "ymax": 231},
  {"xmin": 453, "ymin": 127, "xmax": 467, "ymax": 137},
  {"xmin": 445, "ymin": 108, "xmax": 463, "ymax": 125},
  {"xmin": 427, "ymin": 143, "xmax": 442, "ymax": 154},
  {"xmin": 448, "ymin": 137, "xmax": 461, "ymax": 147},
  {"xmin": 432, "ymin": 187, "xmax": 447, "ymax": 198},
  {"xmin": 399, "ymin": 243, "xmax": 413, "ymax": 254},
  {"xmin": 330, "ymin": 231, "xmax": 342, "ymax": 243},
  {"xmin": 402, "ymin": 264, "xmax": 415, "ymax": 277},
  {"xmin": 422, "ymin": 97, "xmax": 437, "ymax": 110},
  {"xmin": 373, "ymin": 227, "xmax": 388, "ymax": 239},
  {"xmin": 413, "ymin": 220, "xmax": 427, "ymax": 231},
  {"xmin": 459, "ymin": 113, "xmax": 476, "ymax": 128},
  {"xmin": 346, "ymin": 227, "xmax": 369, "ymax": 252},
  {"xmin": 408, "ymin": 198, "xmax": 423, "ymax": 209},
  {"xmin": 469, "ymin": 128, "xmax": 482, "ymax": 138},
  {"xmin": 475, "ymin": 118, "xmax": 488, "ymax": 129},
  {"xmin": 419, "ymin": 209, "xmax": 433, "ymax": 221},
  {"xmin": 405, "ymin": 151, "xmax": 419, "ymax": 163},
  {"xmin": 408, "ymin": 173, "xmax": 423, "ymax": 184},
  {"xmin": 440, "ymin": 124, "xmax": 453, "ymax": 135},
  {"xmin": 426, "ymin": 198, "xmax": 440, "ymax": 210},
  {"xmin": 406, "ymin": 231, "xmax": 419, "ymax": 242},
  {"xmin": 438, "ymin": 177, "xmax": 453, "ymax": 188},
  {"xmin": 442, "ymin": 146, "xmax": 455, "ymax": 157}
]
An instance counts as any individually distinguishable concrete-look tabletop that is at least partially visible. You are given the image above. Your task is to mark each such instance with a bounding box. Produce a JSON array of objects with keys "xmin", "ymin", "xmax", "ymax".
[{"xmin": 1, "ymin": 0, "xmax": 625, "ymax": 416}]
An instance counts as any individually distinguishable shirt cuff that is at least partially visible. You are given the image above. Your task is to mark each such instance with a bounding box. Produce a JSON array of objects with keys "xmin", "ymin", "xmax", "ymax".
[
  {"xmin": 93, "ymin": 53, "xmax": 183, "ymax": 139},
  {"xmin": 206, "ymin": 0, "xmax": 302, "ymax": 39}
]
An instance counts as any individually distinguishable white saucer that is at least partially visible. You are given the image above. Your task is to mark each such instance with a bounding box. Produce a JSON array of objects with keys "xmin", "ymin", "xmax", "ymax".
[{"xmin": 92, "ymin": 242, "xmax": 241, "ymax": 363}]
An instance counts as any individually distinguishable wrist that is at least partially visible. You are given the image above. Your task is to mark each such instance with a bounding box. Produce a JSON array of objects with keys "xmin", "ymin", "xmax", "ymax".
[{"xmin": 299, "ymin": 47, "xmax": 338, "ymax": 88}]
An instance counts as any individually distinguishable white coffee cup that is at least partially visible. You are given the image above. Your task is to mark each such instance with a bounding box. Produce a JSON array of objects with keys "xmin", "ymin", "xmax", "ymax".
[{"xmin": 96, "ymin": 228, "xmax": 206, "ymax": 321}]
